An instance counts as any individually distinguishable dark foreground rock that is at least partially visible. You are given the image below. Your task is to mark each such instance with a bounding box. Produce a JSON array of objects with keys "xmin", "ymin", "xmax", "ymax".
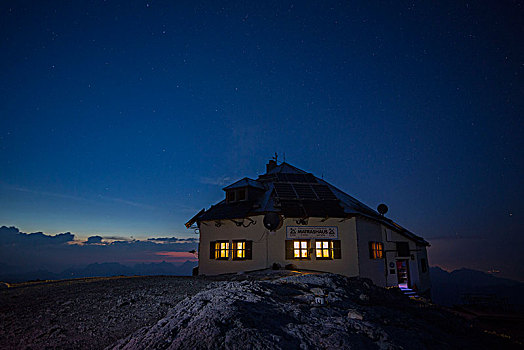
[
  {"xmin": 111, "ymin": 273, "xmax": 520, "ymax": 350},
  {"xmin": 0, "ymin": 276, "xmax": 213, "ymax": 349}
]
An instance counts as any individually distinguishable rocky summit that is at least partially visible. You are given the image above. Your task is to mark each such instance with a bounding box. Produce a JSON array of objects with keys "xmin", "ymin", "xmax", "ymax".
[{"xmin": 111, "ymin": 273, "xmax": 518, "ymax": 350}]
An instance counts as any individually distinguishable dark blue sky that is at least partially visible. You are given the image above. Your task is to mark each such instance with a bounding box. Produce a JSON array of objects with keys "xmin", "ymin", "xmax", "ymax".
[{"xmin": 1, "ymin": 1, "xmax": 522, "ymax": 279}]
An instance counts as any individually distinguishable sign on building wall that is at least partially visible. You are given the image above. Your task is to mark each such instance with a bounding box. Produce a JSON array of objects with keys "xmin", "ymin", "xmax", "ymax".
[{"xmin": 286, "ymin": 226, "xmax": 338, "ymax": 239}]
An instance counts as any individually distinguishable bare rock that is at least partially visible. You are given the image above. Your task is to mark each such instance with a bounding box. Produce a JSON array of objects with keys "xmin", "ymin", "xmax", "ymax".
[
  {"xmin": 347, "ymin": 309, "xmax": 363, "ymax": 320},
  {"xmin": 111, "ymin": 273, "xmax": 515, "ymax": 350}
]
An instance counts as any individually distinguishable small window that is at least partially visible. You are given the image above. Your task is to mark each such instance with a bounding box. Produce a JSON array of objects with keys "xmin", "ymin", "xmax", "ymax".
[
  {"xmin": 226, "ymin": 191, "xmax": 235, "ymax": 203},
  {"xmin": 232, "ymin": 240, "xmax": 252, "ymax": 260},
  {"xmin": 396, "ymin": 242, "xmax": 410, "ymax": 257},
  {"xmin": 214, "ymin": 241, "xmax": 229, "ymax": 260},
  {"xmin": 236, "ymin": 189, "xmax": 246, "ymax": 201},
  {"xmin": 294, "ymin": 240, "xmax": 309, "ymax": 258},
  {"xmin": 369, "ymin": 242, "xmax": 384, "ymax": 259},
  {"xmin": 226, "ymin": 188, "xmax": 247, "ymax": 203},
  {"xmin": 285, "ymin": 240, "xmax": 311, "ymax": 259},
  {"xmin": 286, "ymin": 240, "xmax": 311, "ymax": 260},
  {"xmin": 234, "ymin": 241, "xmax": 246, "ymax": 259},
  {"xmin": 316, "ymin": 240, "xmax": 333, "ymax": 259}
]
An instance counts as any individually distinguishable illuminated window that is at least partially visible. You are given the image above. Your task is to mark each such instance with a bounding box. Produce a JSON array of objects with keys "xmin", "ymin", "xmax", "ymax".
[
  {"xmin": 210, "ymin": 241, "xmax": 229, "ymax": 260},
  {"xmin": 235, "ymin": 241, "xmax": 245, "ymax": 259},
  {"xmin": 293, "ymin": 240, "xmax": 309, "ymax": 259},
  {"xmin": 316, "ymin": 240, "xmax": 333, "ymax": 259},
  {"xmin": 369, "ymin": 242, "xmax": 384, "ymax": 259}
]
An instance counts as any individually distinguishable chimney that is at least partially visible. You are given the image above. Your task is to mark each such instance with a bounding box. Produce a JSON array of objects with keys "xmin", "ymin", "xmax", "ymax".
[{"xmin": 266, "ymin": 160, "xmax": 277, "ymax": 173}]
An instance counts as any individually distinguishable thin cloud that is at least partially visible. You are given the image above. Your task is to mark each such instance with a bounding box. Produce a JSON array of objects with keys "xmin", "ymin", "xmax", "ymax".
[
  {"xmin": 101, "ymin": 236, "xmax": 133, "ymax": 241},
  {"xmin": 428, "ymin": 235, "xmax": 487, "ymax": 241},
  {"xmin": 98, "ymin": 195, "xmax": 157, "ymax": 210},
  {"xmin": 148, "ymin": 237, "xmax": 199, "ymax": 243},
  {"xmin": 2, "ymin": 182, "xmax": 158, "ymax": 210},
  {"xmin": 200, "ymin": 176, "xmax": 232, "ymax": 186},
  {"xmin": 2, "ymin": 183, "xmax": 88, "ymax": 202}
]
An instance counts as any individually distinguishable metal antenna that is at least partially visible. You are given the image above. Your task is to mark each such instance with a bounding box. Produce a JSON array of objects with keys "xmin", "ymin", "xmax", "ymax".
[{"xmin": 273, "ymin": 152, "xmax": 278, "ymax": 164}]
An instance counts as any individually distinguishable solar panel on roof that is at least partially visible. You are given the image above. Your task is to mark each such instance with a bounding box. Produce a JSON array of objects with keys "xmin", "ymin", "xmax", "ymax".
[
  {"xmin": 280, "ymin": 200, "xmax": 345, "ymax": 218},
  {"xmin": 276, "ymin": 173, "xmax": 317, "ymax": 183},
  {"xmin": 311, "ymin": 184, "xmax": 338, "ymax": 200},
  {"xmin": 274, "ymin": 183, "xmax": 297, "ymax": 198},
  {"xmin": 274, "ymin": 182, "xmax": 338, "ymax": 201},
  {"xmin": 292, "ymin": 183, "xmax": 318, "ymax": 200}
]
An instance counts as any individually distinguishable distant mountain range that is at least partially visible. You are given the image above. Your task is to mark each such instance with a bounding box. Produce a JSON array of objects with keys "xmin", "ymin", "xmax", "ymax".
[
  {"xmin": 430, "ymin": 266, "xmax": 524, "ymax": 309},
  {"xmin": 0, "ymin": 260, "xmax": 198, "ymax": 283}
]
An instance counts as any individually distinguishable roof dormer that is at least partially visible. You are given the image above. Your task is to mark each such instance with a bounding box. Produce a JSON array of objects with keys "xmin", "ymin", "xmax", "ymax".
[{"xmin": 223, "ymin": 178, "xmax": 265, "ymax": 203}]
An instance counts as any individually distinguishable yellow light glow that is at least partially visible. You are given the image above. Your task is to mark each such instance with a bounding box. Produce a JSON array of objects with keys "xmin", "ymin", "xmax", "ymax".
[
  {"xmin": 216, "ymin": 242, "xmax": 229, "ymax": 258},
  {"xmin": 294, "ymin": 240, "xmax": 309, "ymax": 258},
  {"xmin": 236, "ymin": 241, "xmax": 245, "ymax": 258}
]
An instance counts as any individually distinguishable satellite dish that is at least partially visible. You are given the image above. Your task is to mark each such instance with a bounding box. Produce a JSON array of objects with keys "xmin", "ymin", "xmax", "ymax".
[
  {"xmin": 377, "ymin": 204, "xmax": 388, "ymax": 216},
  {"xmin": 263, "ymin": 212, "xmax": 282, "ymax": 231}
]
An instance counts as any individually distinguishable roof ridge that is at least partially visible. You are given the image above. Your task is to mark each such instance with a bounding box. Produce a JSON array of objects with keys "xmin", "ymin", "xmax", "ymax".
[{"xmin": 265, "ymin": 161, "xmax": 308, "ymax": 175}]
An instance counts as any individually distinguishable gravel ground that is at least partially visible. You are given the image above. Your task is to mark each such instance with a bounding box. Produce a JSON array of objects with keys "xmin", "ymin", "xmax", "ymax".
[
  {"xmin": 111, "ymin": 273, "xmax": 521, "ymax": 350},
  {"xmin": 1, "ymin": 272, "xmax": 520, "ymax": 349},
  {"xmin": 0, "ymin": 276, "xmax": 214, "ymax": 349}
]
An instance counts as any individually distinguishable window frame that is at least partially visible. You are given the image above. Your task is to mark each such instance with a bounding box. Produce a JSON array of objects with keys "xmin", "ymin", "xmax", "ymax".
[
  {"xmin": 396, "ymin": 242, "xmax": 410, "ymax": 257},
  {"xmin": 293, "ymin": 239, "xmax": 310, "ymax": 259},
  {"xmin": 226, "ymin": 191, "xmax": 236, "ymax": 203},
  {"xmin": 369, "ymin": 241, "xmax": 384, "ymax": 259},
  {"xmin": 226, "ymin": 188, "xmax": 248, "ymax": 203},
  {"xmin": 232, "ymin": 240, "xmax": 247, "ymax": 260},
  {"xmin": 315, "ymin": 240, "xmax": 334, "ymax": 260},
  {"xmin": 214, "ymin": 240, "xmax": 230, "ymax": 260},
  {"xmin": 236, "ymin": 188, "xmax": 246, "ymax": 201}
]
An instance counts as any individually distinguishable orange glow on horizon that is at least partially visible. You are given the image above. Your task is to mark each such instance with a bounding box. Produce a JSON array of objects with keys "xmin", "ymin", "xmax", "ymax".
[{"xmin": 155, "ymin": 251, "xmax": 196, "ymax": 258}]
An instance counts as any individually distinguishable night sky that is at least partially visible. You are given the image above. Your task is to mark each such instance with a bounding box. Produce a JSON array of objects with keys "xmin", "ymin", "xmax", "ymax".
[{"xmin": 1, "ymin": 1, "xmax": 523, "ymax": 280}]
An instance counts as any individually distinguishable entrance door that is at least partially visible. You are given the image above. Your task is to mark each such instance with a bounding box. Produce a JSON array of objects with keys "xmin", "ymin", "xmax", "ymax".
[{"xmin": 396, "ymin": 260, "xmax": 410, "ymax": 288}]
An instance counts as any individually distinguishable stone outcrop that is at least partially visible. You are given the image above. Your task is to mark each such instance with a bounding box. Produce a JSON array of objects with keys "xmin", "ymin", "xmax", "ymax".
[{"xmin": 112, "ymin": 273, "xmax": 517, "ymax": 350}]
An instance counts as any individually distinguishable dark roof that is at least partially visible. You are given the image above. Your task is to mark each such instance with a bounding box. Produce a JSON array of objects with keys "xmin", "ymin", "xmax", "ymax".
[
  {"xmin": 223, "ymin": 177, "xmax": 265, "ymax": 191},
  {"xmin": 198, "ymin": 200, "xmax": 254, "ymax": 221},
  {"xmin": 189, "ymin": 161, "xmax": 428, "ymax": 245},
  {"xmin": 265, "ymin": 162, "xmax": 308, "ymax": 175}
]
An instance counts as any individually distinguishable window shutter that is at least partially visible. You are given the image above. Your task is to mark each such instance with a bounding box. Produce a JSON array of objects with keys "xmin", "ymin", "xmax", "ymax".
[
  {"xmin": 368, "ymin": 242, "xmax": 374, "ymax": 259},
  {"xmin": 209, "ymin": 241, "xmax": 215, "ymax": 259},
  {"xmin": 246, "ymin": 240, "xmax": 253, "ymax": 260},
  {"xmin": 285, "ymin": 240, "xmax": 293, "ymax": 259},
  {"xmin": 333, "ymin": 240, "xmax": 341, "ymax": 259}
]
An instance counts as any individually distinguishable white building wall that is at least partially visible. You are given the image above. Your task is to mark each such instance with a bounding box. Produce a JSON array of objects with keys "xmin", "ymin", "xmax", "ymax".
[
  {"xmin": 355, "ymin": 218, "xmax": 387, "ymax": 287},
  {"xmin": 198, "ymin": 215, "xmax": 269, "ymax": 276},
  {"xmin": 198, "ymin": 214, "xmax": 430, "ymax": 295},
  {"xmin": 198, "ymin": 216, "xmax": 359, "ymax": 277},
  {"xmin": 383, "ymin": 227, "xmax": 432, "ymax": 294}
]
